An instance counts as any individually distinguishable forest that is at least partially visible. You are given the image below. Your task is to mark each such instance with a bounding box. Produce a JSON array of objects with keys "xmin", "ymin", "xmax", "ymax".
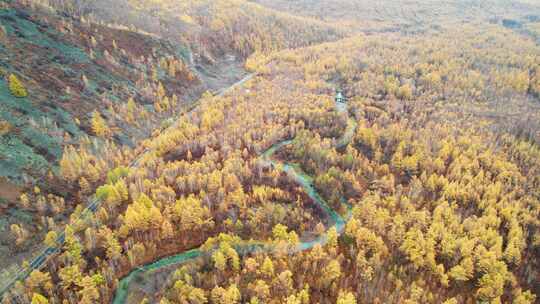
[{"xmin": 0, "ymin": 0, "xmax": 539, "ymax": 303}]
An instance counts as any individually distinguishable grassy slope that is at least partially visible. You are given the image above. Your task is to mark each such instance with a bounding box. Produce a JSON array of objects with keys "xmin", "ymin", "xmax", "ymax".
[{"xmin": 0, "ymin": 5, "xmax": 200, "ymax": 187}]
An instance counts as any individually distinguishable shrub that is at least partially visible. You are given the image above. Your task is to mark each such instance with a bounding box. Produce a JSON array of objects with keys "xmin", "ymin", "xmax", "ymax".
[
  {"xmin": 0, "ymin": 120, "xmax": 12, "ymax": 135},
  {"xmin": 107, "ymin": 166, "xmax": 130, "ymax": 184},
  {"xmin": 397, "ymin": 84, "xmax": 413, "ymax": 100},
  {"xmin": 0, "ymin": 25, "xmax": 5, "ymax": 40},
  {"xmin": 95, "ymin": 184, "xmax": 113, "ymax": 200},
  {"xmin": 91, "ymin": 110, "xmax": 111, "ymax": 138},
  {"xmin": 8, "ymin": 74, "xmax": 28, "ymax": 98}
]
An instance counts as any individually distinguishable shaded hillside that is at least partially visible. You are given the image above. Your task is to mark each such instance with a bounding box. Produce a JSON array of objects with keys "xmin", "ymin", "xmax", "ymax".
[
  {"xmin": 44, "ymin": 0, "xmax": 347, "ymax": 60},
  {"xmin": 0, "ymin": 2, "xmax": 204, "ymax": 187}
]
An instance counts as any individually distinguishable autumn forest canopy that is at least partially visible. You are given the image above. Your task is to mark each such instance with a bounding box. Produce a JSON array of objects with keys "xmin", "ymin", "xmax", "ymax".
[{"xmin": 0, "ymin": 0, "xmax": 539, "ymax": 304}]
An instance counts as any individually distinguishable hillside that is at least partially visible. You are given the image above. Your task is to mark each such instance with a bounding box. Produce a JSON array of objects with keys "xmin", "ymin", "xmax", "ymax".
[
  {"xmin": 43, "ymin": 0, "xmax": 347, "ymax": 59},
  {"xmin": 0, "ymin": 1, "xmax": 539, "ymax": 304},
  {"xmin": 0, "ymin": 2, "xmax": 201, "ymax": 185}
]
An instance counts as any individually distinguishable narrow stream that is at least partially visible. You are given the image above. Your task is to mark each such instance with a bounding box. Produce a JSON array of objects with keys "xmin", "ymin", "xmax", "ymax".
[{"xmin": 112, "ymin": 101, "xmax": 356, "ymax": 304}]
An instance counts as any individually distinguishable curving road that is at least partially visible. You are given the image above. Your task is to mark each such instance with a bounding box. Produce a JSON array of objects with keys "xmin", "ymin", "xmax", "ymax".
[
  {"xmin": 0, "ymin": 73, "xmax": 256, "ymax": 300},
  {"xmin": 112, "ymin": 99, "xmax": 357, "ymax": 304}
]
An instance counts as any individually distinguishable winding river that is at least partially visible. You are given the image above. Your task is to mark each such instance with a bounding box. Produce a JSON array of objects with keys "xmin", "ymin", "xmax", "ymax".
[{"xmin": 112, "ymin": 100, "xmax": 357, "ymax": 304}]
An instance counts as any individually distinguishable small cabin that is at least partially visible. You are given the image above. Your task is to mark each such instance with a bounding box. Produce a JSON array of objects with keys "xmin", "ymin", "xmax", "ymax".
[{"xmin": 335, "ymin": 90, "xmax": 346, "ymax": 103}]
